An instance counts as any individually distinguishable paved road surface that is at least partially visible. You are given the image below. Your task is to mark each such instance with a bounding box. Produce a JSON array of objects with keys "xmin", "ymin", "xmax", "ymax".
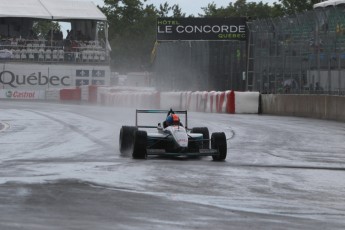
[{"xmin": 0, "ymin": 101, "xmax": 344, "ymax": 229}]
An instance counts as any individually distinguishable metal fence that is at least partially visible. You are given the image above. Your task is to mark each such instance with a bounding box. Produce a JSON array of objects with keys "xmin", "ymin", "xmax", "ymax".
[
  {"xmin": 153, "ymin": 6, "xmax": 345, "ymax": 94},
  {"xmin": 153, "ymin": 40, "xmax": 247, "ymax": 92},
  {"xmin": 247, "ymin": 6, "xmax": 345, "ymax": 95}
]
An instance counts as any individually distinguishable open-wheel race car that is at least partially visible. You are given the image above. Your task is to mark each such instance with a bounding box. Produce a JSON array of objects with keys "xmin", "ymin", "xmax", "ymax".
[{"xmin": 119, "ymin": 109, "xmax": 227, "ymax": 161}]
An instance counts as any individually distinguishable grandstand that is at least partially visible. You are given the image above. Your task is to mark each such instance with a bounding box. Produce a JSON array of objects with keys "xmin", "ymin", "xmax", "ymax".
[{"xmin": 0, "ymin": 0, "xmax": 111, "ymax": 89}]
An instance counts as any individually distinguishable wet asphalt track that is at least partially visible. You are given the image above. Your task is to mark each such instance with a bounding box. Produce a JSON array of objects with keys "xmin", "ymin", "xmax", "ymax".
[{"xmin": 0, "ymin": 100, "xmax": 345, "ymax": 230}]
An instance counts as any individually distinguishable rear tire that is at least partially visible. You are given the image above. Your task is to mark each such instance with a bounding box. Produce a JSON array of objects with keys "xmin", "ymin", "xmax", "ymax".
[
  {"xmin": 211, "ymin": 132, "xmax": 227, "ymax": 161},
  {"xmin": 191, "ymin": 127, "xmax": 209, "ymax": 149},
  {"xmin": 132, "ymin": 130, "xmax": 148, "ymax": 159},
  {"xmin": 119, "ymin": 126, "xmax": 138, "ymax": 154}
]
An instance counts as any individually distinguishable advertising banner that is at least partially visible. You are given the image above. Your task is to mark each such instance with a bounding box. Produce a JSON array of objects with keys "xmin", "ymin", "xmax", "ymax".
[
  {"xmin": 157, "ymin": 17, "xmax": 247, "ymax": 41},
  {"xmin": 0, "ymin": 63, "xmax": 111, "ymax": 90},
  {"xmin": 0, "ymin": 89, "xmax": 46, "ymax": 100}
]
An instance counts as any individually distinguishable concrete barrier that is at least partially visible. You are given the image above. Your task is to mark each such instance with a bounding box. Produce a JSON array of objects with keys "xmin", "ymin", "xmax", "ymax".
[
  {"xmin": 235, "ymin": 91, "xmax": 260, "ymax": 114},
  {"xmin": 261, "ymin": 94, "xmax": 345, "ymax": 122},
  {"xmin": 47, "ymin": 86, "xmax": 260, "ymax": 115},
  {"xmin": 160, "ymin": 92, "xmax": 182, "ymax": 110}
]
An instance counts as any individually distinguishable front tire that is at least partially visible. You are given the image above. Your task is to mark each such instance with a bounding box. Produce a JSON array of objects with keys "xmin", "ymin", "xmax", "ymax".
[
  {"xmin": 132, "ymin": 130, "xmax": 148, "ymax": 159},
  {"xmin": 191, "ymin": 127, "xmax": 209, "ymax": 149},
  {"xmin": 211, "ymin": 132, "xmax": 227, "ymax": 161},
  {"xmin": 119, "ymin": 126, "xmax": 138, "ymax": 154}
]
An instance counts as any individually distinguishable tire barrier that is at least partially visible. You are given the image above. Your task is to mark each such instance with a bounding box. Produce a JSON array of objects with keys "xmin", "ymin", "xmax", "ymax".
[
  {"xmin": 98, "ymin": 87, "xmax": 160, "ymax": 109},
  {"xmin": 88, "ymin": 85, "xmax": 98, "ymax": 103},
  {"xmin": 5, "ymin": 86, "xmax": 259, "ymax": 114},
  {"xmin": 157, "ymin": 90, "xmax": 259, "ymax": 114},
  {"xmin": 45, "ymin": 89, "xmax": 60, "ymax": 101},
  {"xmin": 227, "ymin": 90, "xmax": 235, "ymax": 114},
  {"xmin": 59, "ymin": 88, "xmax": 81, "ymax": 101},
  {"xmin": 234, "ymin": 91, "xmax": 260, "ymax": 114},
  {"xmin": 78, "ymin": 85, "xmax": 90, "ymax": 102},
  {"xmin": 95, "ymin": 88, "xmax": 259, "ymax": 114},
  {"xmin": 160, "ymin": 92, "xmax": 184, "ymax": 110}
]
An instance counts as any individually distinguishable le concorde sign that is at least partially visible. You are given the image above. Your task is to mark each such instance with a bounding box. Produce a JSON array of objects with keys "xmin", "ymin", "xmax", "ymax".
[{"xmin": 157, "ymin": 17, "xmax": 247, "ymax": 41}]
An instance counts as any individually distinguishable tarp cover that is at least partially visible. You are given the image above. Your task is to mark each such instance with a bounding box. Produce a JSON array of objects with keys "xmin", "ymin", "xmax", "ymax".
[
  {"xmin": 313, "ymin": 0, "xmax": 345, "ymax": 8},
  {"xmin": 0, "ymin": 0, "xmax": 106, "ymax": 20}
]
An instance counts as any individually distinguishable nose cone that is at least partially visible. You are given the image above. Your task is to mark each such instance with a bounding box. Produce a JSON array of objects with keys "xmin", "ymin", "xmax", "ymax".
[{"xmin": 175, "ymin": 131, "xmax": 188, "ymax": 147}]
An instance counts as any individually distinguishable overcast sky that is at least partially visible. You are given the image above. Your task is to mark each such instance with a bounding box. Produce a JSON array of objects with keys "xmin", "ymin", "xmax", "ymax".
[
  {"xmin": 86, "ymin": 0, "xmax": 276, "ymax": 16},
  {"xmin": 59, "ymin": 0, "xmax": 277, "ymax": 33}
]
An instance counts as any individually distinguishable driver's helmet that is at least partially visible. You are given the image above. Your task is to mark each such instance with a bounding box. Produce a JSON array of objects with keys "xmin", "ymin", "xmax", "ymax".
[{"xmin": 166, "ymin": 114, "xmax": 180, "ymax": 126}]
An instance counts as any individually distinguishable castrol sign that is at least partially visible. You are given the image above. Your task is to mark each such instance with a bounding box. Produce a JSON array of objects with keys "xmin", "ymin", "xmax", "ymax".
[{"xmin": 0, "ymin": 89, "xmax": 45, "ymax": 100}]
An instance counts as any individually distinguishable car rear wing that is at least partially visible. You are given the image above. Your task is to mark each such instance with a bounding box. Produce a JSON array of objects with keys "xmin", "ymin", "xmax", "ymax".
[{"xmin": 135, "ymin": 109, "xmax": 188, "ymax": 129}]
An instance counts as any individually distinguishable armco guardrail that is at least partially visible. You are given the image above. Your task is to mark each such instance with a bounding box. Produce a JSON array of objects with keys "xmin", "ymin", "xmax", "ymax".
[{"xmin": 261, "ymin": 94, "xmax": 345, "ymax": 122}]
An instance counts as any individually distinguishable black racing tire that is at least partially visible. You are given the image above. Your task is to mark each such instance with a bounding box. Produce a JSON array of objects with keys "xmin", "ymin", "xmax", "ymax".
[
  {"xmin": 191, "ymin": 127, "xmax": 210, "ymax": 149},
  {"xmin": 119, "ymin": 126, "xmax": 138, "ymax": 154},
  {"xmin": 132, "ymin": 130, "xmax": 148, "ymax": 159},
  {"xmin": 211, "ymin": 132, "xmax": 227, "ymax": 161}
]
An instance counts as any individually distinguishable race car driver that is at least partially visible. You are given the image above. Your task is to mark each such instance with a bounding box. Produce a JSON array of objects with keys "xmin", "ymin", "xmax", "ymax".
[{"xmin": 163, "ymin": 109, "xmax": 182, "ymax": 128}]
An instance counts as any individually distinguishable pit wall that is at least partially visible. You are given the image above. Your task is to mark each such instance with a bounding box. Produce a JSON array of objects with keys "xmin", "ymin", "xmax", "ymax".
[{"xmin": 260, "ymin": 94, "xmax": 345, "ymax": 122}]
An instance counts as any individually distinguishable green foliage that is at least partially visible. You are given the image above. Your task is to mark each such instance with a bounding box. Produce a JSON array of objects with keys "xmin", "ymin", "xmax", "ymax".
[
  {"xmin": 101, "ymin": 0, "xmax": 187, "ymax": 72},
  {"xmin": 100, "ymin": 0, "xmax": 316, "ymax": 72},
  {"xmin": 32, "ymin": 20, "xmax": 61, "ymax": 40},
  {"xmin": 200, "ymin": 0, "xmax": 284, "ymax": 19},
  {"xmin": 278, "ymin": 0, "xmax": 320, "ymax": 15}
]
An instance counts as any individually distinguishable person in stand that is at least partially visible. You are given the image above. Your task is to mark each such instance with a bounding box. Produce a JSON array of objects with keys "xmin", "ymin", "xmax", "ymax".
[{"xmin": 66, "ymin": 29, "xmax": 74, "ymax": 40}]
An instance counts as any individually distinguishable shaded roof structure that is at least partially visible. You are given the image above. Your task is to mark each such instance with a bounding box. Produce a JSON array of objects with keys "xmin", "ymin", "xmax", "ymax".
[
  {"xmin": 0, "ymin": 0, "xmax": 106, "ymax": 20},
  {"xmin": 313, "ymin": 0, "xmax": 345, "ymax": 8}
]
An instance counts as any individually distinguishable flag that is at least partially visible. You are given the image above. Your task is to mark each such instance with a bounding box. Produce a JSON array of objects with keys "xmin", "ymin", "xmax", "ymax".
[
  {"xmin": 76, "ymin": 79, "xmax": 89, "ymax": 86},
  {"xmin": 92, "ymin": 80, "xmax": 104, "ymax": 85},
  {"xmin": 76, "ymin": 70, "xmax": 89, "ymax": 77},
  {"xmin": 92, "ymin": 70, "xmax": 105, "ymax": 77},
  {"xmin": 151, "ymin": 41, "xmax": 159, "ymax": 63}
]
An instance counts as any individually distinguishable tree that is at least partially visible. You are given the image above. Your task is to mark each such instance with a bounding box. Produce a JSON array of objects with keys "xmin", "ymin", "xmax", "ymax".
[
  {"xmin": 171, "ymin": 4, "xmax": 186, "ymax": 18},
  {"xmin": 101, "ymin": 0, "xmax": 148, "ymax": 71},
  {"xmin": 157, "ymin": 2, "xmax": 171, "ymax": 17},
  {"xmin": 100, "ymin": 0, "xmax": 185, "ymax": 72},
  {"xmin": 200, "ymin": 0, "xmax": 320, "ymax": 19},
  {"xmin": 156, "ymin": 2, "xmax": 186, "ymax": 17},
  {"xmin": 200, "ymin": 3, "xmax": 220, "ymax": 17},
  {"xmin": 200, "ymin": 0, "xmax": 284, "ymax": 19},
  {"xmin": 100, "ymin": 0, "xmax": 320, "ymax": 73},
  {"xmin": 278, "ymin": 0, "xmax": 320, "ymax": 15},
  {"xmin": 32, "ymin": 20, "xmax": 61, "ymax": 40}
]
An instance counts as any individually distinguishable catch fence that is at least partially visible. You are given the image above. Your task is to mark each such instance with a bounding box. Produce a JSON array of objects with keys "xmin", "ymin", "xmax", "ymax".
[
  {"xmin": 247, "ymin": 5, "xmax": 345, "ymax": 95},
  {"xmin": 153, "ymin": 40, "xmax": 247, "ymax": 92},
  {"xmin": 153, "ymin": 6, "xmax": 345, "ymax": 95}
]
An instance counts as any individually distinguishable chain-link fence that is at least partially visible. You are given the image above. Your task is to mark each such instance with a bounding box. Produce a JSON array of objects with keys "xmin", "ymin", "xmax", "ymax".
[
  {"xmin": 248, "ymin": 6, "xmax": 345, "ymax": 95},
  {"xmin": 153, "ymin": 40, "xmax": 247, "ymax": 92},
  {"xmin": 153, "ymin": 6, "xmax": 345, "ymax": 94}
]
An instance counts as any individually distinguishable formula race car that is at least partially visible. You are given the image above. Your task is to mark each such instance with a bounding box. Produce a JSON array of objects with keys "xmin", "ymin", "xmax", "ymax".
[{"xmin": 119, "ymin": 109, "xmax": 227, "ymax": 161}]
